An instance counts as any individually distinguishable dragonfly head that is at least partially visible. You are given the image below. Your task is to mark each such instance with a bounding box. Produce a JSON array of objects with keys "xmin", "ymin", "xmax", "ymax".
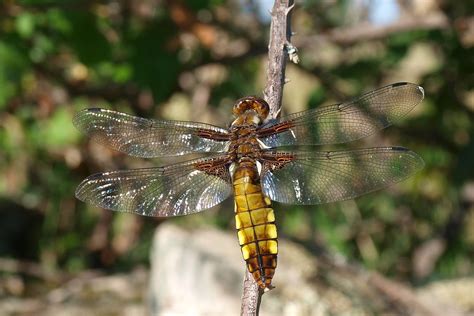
[{"xmin": 232, "ymin": 97, "xmax": 270, "ymax": 125}]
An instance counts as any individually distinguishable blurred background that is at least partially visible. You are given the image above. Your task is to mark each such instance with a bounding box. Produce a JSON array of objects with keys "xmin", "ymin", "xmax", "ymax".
[{"xmin": 0, "ymin": 0, "xmax": 473, "ymax": 314}]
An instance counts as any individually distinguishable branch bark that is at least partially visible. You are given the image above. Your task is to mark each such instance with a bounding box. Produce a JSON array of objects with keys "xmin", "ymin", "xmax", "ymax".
[
  {"xmin": 240, "ymin": 1, "xmax": 295, "ymax": 315},
  {"xmin": 263, "ymin": 0, "xmax": 295, "ymax": 120}
]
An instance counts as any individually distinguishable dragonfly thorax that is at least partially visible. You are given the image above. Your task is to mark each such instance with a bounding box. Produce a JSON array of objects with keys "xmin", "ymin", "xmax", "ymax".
[
  {"xmin": 228, "ymin": 123, "xmax": 262, "ymax": 161},
  {"xmin": 235, "ymin": 142, "xmax": 261, "ymax": 159}
]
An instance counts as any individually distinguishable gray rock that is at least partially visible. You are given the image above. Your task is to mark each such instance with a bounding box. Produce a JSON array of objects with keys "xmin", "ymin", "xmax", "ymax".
[
  {"xmin": 149, "ymin": 223, "xmax": 329, "ymax": 315},
  {"xmin": 150, "ymin": 223, "xmax": 466, "ymax": 316}
]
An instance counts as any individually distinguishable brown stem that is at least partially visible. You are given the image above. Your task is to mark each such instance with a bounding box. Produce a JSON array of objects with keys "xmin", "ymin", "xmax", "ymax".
[
  {"xmin": 240, "ymin": 1, "xmax": 295, "ymax": 315},
  {"xmin": 263, "ymin": 0, "xmax": 295, "ymax": 120},
  {"xmin": 240, "ymin": 269, "xmax": 263, "ymax": 316}
]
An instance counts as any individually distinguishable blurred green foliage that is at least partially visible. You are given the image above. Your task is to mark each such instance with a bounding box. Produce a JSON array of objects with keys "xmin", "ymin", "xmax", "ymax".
[{"xmin": 0, "ymin": 0, "xmax": 473, "ymax": 294}]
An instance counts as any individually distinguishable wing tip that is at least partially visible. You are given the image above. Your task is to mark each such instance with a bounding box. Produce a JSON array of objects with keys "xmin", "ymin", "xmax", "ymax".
[
  {"xmin": 74, "ymin": 185, "xmax": 86, "ymax": 202},
  {"xmin": 390, "ymin": 146, "xmax": 425, "ymax": 171},
  {"xmin": 391, "ymin": 82, "xmax": 425, "ymax": 100},
  {"xmin": 72, "ymin": 108, "xmax": 102, "ymax": 129},
  {"xmin": 411, "ymin": 151, "xmax": 425, "ymax": 171},
  {"xmin": 75, "ymin": 172, "xmax": 104, "ymax": 201}
]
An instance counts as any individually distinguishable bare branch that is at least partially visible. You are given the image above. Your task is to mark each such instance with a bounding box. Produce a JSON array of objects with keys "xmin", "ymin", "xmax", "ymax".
[
  {"xmin": 240, "ymin": 270, "xmax": 263, "ymax": 316},
  {"xmin": 295, "ymin": 13, "xmax": 449, "ymax": 47},
  {"xmin": 240, "ymin": 1, "xmax": 295, "ymax": 315},
  {"xmin": 263, "ymin": 0, "xmax": 295, "ymax": 120}
]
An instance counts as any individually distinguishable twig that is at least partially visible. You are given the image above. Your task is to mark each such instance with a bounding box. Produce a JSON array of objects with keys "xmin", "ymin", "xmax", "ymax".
[
  {"xmin": 263, "ymin": 0, "xmax": 296, "ymax": 120},
  {"xmin": 295, "ymin": 13, "xmax": 448, "ymax": 47},
  {"xmin": 240, "ymin": 1, "xmax": 295, "ymax": 315},
  {"xmin": 240, "ymin": 269, "xmax": 263, "ymax": 315}
]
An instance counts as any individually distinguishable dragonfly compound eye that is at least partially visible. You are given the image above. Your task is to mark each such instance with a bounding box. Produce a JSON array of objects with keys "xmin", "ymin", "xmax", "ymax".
[{"xmin": 233, "ymin": 97, "xmax": 270, "ymax": 121}]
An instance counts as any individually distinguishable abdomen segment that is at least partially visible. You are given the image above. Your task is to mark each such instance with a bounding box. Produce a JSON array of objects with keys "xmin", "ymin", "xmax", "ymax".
[{"xmin": 233, "ymin": 160, "xmax": 278, "ymax": 289}]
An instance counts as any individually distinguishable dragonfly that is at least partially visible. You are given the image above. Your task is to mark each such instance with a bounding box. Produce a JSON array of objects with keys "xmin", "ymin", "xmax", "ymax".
[{"xmin": 74, "ymin": 82, "xmax": 424, "ymax": 289}]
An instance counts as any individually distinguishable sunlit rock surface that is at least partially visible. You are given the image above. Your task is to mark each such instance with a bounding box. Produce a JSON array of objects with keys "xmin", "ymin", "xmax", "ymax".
[
  {"xmin": 149, "ymin": 223, "xmax": 326, "ymax": 315},
  {"xmin": 149, "ymin": 223, "xmax": 471, "ymax": 316}
]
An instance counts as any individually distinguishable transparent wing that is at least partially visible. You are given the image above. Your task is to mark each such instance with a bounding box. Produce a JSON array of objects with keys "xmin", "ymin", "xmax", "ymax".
[
  {"xmin": 261, "ymin": 147, "xmax": 424, "ymax": 204},
  {"xmin": 73, "ymin": 108, "xmax": 230, "ymax": 158},
  {"xmin": 76, "ymin": 156, "xmax": 232, "ymax": 216},
  {"xmin": 258, "ymin": 82, "xmax": 424, "ymax": 147}
]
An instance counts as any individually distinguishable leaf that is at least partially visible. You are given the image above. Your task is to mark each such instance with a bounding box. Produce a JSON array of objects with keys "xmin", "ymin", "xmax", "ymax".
[
  {"xmin": 62, "ymin": 11, "xmax": 111, "ymax": 65},
  {"xmin": 15, "ymin": 12, "xmax": 35, "ymax": 38},
  {"xmin": 0, "ymin": 43, "xmax": 28, "ymax": 109}
]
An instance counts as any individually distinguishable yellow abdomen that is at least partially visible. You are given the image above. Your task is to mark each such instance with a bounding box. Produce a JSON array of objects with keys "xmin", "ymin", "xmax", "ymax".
[{"xmin": 233, "ymin": 160, "xmax": 278, "ymax": 289}]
